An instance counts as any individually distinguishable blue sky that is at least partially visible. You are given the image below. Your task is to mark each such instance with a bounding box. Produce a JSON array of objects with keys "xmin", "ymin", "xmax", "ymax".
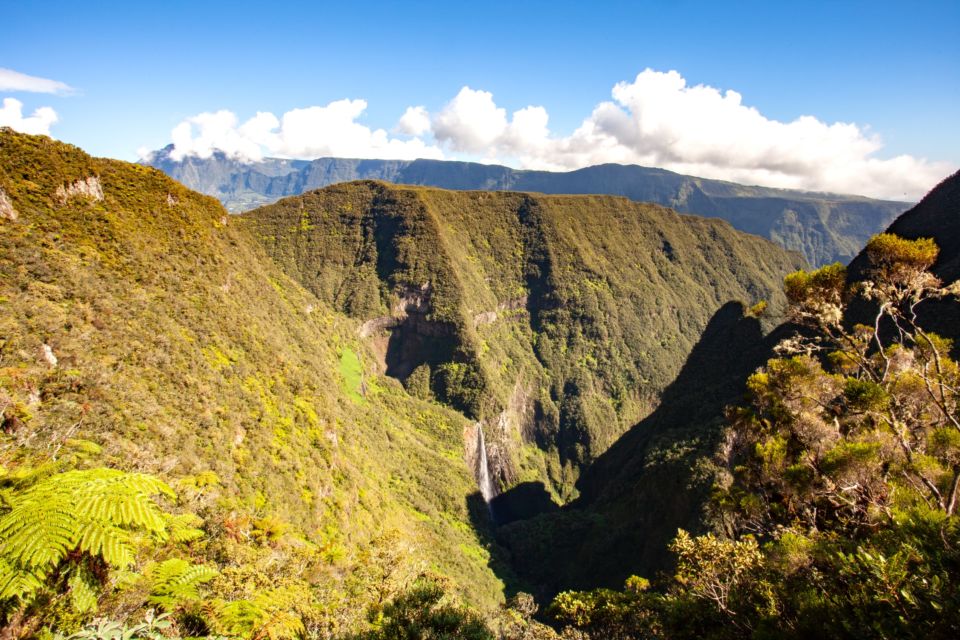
[{"xmin": 2, "ymin": 0, "xmax": 957, "ymax": 199}]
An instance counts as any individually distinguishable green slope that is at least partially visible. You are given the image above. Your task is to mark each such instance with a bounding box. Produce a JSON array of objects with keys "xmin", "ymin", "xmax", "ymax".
[
  {"xmin": 0, "ymin": 130, "xmax": 504, "ymax": 620},
  {"xmin": 241, "ymin": 182, "xmax": 806, "ymax": 502}
]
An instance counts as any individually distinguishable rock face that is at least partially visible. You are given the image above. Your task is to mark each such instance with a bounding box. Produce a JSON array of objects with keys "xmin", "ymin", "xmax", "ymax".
[
  {"xmin": 240, "ymin": 181, "xmax": 806, "ymax": 500},
  {"xmin": 55, "ymin": 176, "xmax": 104, "ymax": 203},
  {"xmin": 147, "ymin": 147, "xmax": 914, "ymax": 266},
  {"xmin": 0, "ymin": 188, "xmax": 16, "ymax": 221}
]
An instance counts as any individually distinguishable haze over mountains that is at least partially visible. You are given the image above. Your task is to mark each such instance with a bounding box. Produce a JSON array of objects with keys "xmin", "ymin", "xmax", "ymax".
[{"xmin": 146, "ymin": 146, "xmax": 911, "ymax": 267}]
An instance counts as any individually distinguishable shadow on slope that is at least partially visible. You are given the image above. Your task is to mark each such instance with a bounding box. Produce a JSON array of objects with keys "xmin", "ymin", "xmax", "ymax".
[
  {"xmin": 492, "ymin": 301, "xmax": 793, "ymax": 597},
  {"xmin": 846, "ymin": 170, "xmax": 960, "ymax": 356}
]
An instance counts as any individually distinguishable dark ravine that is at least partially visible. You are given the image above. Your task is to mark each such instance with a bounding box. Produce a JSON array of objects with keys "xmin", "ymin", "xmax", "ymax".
[{"xmin": 146, "ymin": 148, "xmax": 912, "ymax": 267}]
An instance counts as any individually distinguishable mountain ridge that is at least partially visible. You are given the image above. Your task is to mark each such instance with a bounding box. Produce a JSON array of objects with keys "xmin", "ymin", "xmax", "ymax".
[{"xmin": 146, "ymin": 147, "xmax": 911, "ymax": 266}]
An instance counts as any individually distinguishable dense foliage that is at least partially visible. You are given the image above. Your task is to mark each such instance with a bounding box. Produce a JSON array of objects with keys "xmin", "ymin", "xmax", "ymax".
[
  {"xmin": 0, "ymin": 130, "xmax": 502, "ymax": 636},
  {"xmin": 3, "ymin": 128, "xmax": 953, "ymax": 639},
  {"xmin": 542, "ymin": 233, "xmax": 960, "ymax": 639},
  {"xmin": 244, "ymin": 182, "xmax": 802, "ymax": 501}
]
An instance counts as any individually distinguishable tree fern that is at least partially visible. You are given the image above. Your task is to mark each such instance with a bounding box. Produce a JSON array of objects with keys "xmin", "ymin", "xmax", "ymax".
[
  {"xmin": 209, "ymin": 588, "xmax": 306, "ymax": 640},
  {"xmin": 0, "ymin": 468, "xmax": 181, "ymax": 616},
  {"xmin": 145, "ymin": 558, "xmax": 218, "ymax": 611}
]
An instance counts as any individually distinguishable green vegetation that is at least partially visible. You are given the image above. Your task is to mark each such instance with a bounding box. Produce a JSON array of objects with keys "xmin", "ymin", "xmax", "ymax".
[
  {"xmin": 243, "ymin": 182, "xmax": 803, "ymax": 500},
  {"xmin": 147, "ymin": 150, "xmax": 910, "ymax": 266},
  {"xmin": 6, "ymin": 127, "xmax": 952, "ymax": 638},
  {"xmin": 0, "ymin": 130, "xmax": 502, "ymax": 635},
  {"xmin": 535, "ymin": 234, "xmax": 960, "ymax": 638}
]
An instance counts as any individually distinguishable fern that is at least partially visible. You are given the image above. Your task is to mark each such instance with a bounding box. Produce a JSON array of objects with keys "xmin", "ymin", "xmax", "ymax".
[
  {"xmin": 67, "ymin": 565, "xmax": 98, "ymax": 613},
  {"xmin": 0, "ymin": 468, "xmax": 181, "ymax": 615},
  {"xmin": 210, "ymin": 588, "xmax": 306, "ymax": 640},
  {"xmin": 145, "ymin": 558, "xmax": 218, "ymax": 611},
  {"xmin": 166, "ymin": 513, "xmax": 205, "ymax": 543}
]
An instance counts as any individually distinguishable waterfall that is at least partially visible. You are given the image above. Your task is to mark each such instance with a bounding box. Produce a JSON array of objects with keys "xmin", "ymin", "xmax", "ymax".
[{"xmin": 476, "ymin": 424, "xmax": 497, "ymax": 503}]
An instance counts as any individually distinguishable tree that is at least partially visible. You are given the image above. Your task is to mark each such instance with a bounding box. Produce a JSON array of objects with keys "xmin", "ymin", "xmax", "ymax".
[{"xmin": 711, "ymin": 233, "xmax": 960, "ymax": 637}]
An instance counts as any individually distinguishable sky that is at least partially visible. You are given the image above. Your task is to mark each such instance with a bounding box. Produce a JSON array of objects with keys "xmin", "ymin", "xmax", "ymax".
[{"xmin": 1, "ymin": 0, "xmax": 957, "ymax": 200}]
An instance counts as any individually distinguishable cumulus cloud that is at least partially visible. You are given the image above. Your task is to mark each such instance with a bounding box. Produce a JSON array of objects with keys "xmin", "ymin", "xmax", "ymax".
[
  {"xmin": 162, "ymin": 99, "xmax": 443, "ymax": 163},
  {"xmin": 396, "ymin": 106, "xmax": 431, "ymax": 136},
  {"xmin": 0, "ymin": 68, "xmax": 74, "ymax": 94},
  {"xmin": 0, "ymin": 98, "xmax": 58, "ymax": 135},
  {"xmin": 433, "ymin": 87, "xmax": 508, "ymax": 154},
  {"xmin": 156, "ymin": 70, "xmax": 954, "ymax": 199}
]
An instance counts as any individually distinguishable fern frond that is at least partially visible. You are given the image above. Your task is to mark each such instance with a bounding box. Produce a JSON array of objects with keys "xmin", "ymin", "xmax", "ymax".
[
  {"xmin": 146, "ymin": 558, "xmax": 218, "ymax": 611},
  {"xmin": 67, "ymin": 564, "xmax": 98, "ymax": 613},
  {"xmin": 167, "ymin": 513, "xmax": 205, "ymax": 543},
  {"xmin": 0, "ymin": 557, "xmax": 45, "ymax": 601},
  {"xmin": 76, "ymin": 520, "xmax": 134, "ymax": 568},
  {"xmin": 0, "ymin": 499, "xmax": 75, "ymax": 569},
  {"xmin": 210, "ymin": 588, "xmax": 305, "ymax": 640},
  {"xmin": 0, "ymin": 467, "xmax": 196, "ymax": 616}
]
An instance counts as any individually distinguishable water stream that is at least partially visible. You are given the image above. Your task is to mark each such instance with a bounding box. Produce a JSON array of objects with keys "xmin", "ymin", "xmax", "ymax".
[{"xmin": 476, "ymin": 424, "xmax": 497, "ymax": 503}]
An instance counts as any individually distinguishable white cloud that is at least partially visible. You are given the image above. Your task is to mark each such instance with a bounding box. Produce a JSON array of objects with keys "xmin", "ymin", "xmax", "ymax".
[
  {"xmin": 423, "ymin": 71, "xmax": 952, "ymax": 199},
  {"xmin": 0, "ymin": 68, "xmax": 74, "ymax": 94},
  {"xmin": 155, "ymin": 70, "xmax": 955, "ymax": 200},
  {"xmin": 396, "ymin": 106, "xmax": 431, "ymax": 136},
  {"xmin": 162, "ymin": 99, "xmax": 443, "ymax": 163},
  {"xmin": 0, "ymin": 98, "xmax": 58, "ymax": 135},
  {"xmin": 433, "ymin": 87, "xmax": 508, "ymax": 154}
]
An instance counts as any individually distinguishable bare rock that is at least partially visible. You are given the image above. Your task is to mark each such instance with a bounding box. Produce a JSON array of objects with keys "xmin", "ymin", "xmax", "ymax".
[
  {"xmin": 55, "ymin": 176, "xmax": 104, "ymax": 204},
  {"xmin": 41, "ymin": 344, "xmax": 58, "ymax": 368},
  {"xmin": 0, "ymin": 188, "xmax": 17, "ymax": 221}
]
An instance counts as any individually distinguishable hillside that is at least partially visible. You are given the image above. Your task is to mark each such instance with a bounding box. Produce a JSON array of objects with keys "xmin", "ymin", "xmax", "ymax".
[
  {"xmin": 0, "ymin": 129, "xmax": 505, "ymax": 627},
  {"xmin": 241, "ymin": 183, "xmax": 805, "ymax": 503},
  {"xmin": 0, "ymin": 129, "xmax": 810, "ymax": 633},
  {"xmin": 496, "ymin": 172, "xmax": 960, "ymax": 598},
  {"xmin": 146, "ymin": 148, "xmax": 910, "ymax": 266}
]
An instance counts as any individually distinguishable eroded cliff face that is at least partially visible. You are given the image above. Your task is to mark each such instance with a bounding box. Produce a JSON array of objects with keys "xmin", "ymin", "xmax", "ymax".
[{"xmin": 241, "ymin": 181, "xmax": 806, "ymax": 501}]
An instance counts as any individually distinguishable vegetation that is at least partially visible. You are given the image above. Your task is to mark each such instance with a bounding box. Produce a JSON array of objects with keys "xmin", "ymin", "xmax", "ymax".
[
  {"xmin": 243, "ymin": 182, "xmax": 803, "ymax": 500},
  {"xmin": 147, "ymin": 148, "xmax": 909, "ymax": 266},
  {"xmin": 4, "ymin": 127, "xmax": 955, "ymax": 639},
  {"xmin": 0, "ymin": 130, "xmax": 502, "ymax": 635},
  {"xmin": 538, "ymin": 233, "xmax": 960, "ymax": 638}
]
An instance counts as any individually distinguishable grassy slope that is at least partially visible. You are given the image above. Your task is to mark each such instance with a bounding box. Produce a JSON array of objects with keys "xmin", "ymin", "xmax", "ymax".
[
  {"xmin": 0, "ymin": 131, "xmax": 503, "ymax": 613},
  {"xmin": 242, "ymin": 182, "xmax": 806, "ymax": 501}
]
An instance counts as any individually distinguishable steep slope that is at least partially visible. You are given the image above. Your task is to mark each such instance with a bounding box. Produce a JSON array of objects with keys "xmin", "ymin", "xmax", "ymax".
[
  {"xmin": 241, "ymin": 183, "xmax": 805, "ymax": 500},
  {"xmin": 499, "ymin": 171, "xmax": 960, "ymax": 597},
  {"xmin": 847, "ymin": 169, "xmax": 960, "ymax": 350},
  {"xmin": 147, "ymin": 148, "xmax": 911, "ymax": 266},
  {"xmin": 0, "ymin": 130, "xmax": 503, "ymax": 614}
]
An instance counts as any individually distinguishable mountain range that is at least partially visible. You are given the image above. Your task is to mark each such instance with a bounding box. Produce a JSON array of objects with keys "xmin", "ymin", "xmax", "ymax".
[
  {"xmin": 145, "ymin": 147, "xmax": 912, "ymax": 267},
  {"xmin": 4, "ymin": 128, "xmax": 958, "ymax": 635}
]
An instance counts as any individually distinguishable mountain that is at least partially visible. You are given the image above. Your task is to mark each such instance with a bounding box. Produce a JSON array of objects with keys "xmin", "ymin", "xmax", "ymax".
[
  {"xmin": 145, "ymin": 147, "xmax": 911, "ymax": 267},
  {"xmin": 1, "ymin": 129, "xmax": 807, "ymax": 631},
  {"xmin": 495, "ymin": 171, "xmax": 960, "ymax": 598},
  {"xmin": 0, "ymin": 129, "xmax": 505, "ymax": 617},
  {"xmin": 241, "ymin": 182, "xmax": 805, "ymax": 503}
]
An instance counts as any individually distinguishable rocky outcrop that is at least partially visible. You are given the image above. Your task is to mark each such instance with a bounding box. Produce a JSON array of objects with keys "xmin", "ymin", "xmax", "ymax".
[
  {"xmin": 55, "ymin": 176, "xmax": 103, "ymax": 204},
  {"xmin": 473, "ymin": 296, "xmax": 529, "ymax": 327},
  {"xmin": 0, "ymin": 188, "xmax": 16, "ymax": 221}
]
